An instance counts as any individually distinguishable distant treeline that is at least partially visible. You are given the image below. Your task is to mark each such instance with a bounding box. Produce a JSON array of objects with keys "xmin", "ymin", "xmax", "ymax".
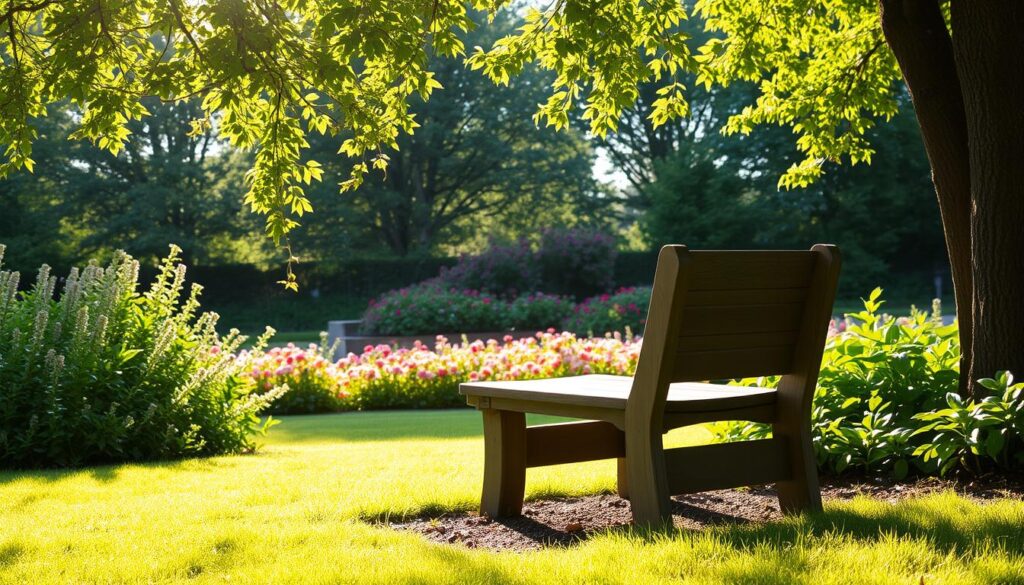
[{"xmin": 136, "ymin": 252, "xmax": 948, "ymax": 309}]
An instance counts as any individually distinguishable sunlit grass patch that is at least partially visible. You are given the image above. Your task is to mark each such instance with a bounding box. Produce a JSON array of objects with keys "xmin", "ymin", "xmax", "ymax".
[{"xmin": 2, "ymin": 410, "xmax": 1022, "ymax": 584}]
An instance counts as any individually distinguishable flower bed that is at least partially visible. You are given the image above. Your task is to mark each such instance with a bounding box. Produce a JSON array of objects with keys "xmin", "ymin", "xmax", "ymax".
[
  {"xmin": 254, "ymin": 288, "xmax": 1024, "ymax": 479},
  {"xmin": 562, "ymin": 287, "xmax": 651, "ymax": 336},
  {"xmin": 248, "ymin": 330, "xmax": 641, "ymax": 411},
  {"xmin": 243, "ymin": 338, "xmax": 350, "ymax": 414}
]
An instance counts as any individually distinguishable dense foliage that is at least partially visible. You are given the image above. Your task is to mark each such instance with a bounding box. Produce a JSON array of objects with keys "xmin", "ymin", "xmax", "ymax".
[
  {"xmin": 0, "ymin": 245, "xmax": 282, "ymax": 468},
  {"xmin": 536, "ymin": 229, "xmax": 618, "ymax": 298},
  {"xmin": 295, "ymin": 12, "xmax": 604, "ymax": 258},
  {"xmin": 636, "ymin": 91, "xmax": 946, "ymax": 297},
  {"xmin": 715, "ymin": 290, "xmax": 1024, "ymax": 478},
  {"xmin": 563, "ymin": 288, "xmax": 651, "ymax": 337}
]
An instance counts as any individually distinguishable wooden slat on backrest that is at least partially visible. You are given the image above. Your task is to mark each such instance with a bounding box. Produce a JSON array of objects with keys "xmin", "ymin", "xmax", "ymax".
[
  {"xmin": 672, "ymin": 250, "xmax": 818, "ymax": 382},
  {"xmin": 686, "ymin": 251, "xmax": 817, "ymax": 291}
]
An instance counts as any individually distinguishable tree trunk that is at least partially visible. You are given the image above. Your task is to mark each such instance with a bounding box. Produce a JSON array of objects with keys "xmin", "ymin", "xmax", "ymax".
[
  {"xmin": 879, "ymin": 0, "xmax": 974, "ymax": 394},
  {"xmin": 950, "ymin": 0, "xmax": 1024, "ymax": 385}
]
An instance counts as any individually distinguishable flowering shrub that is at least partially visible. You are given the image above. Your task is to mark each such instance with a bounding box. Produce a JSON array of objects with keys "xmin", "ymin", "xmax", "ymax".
[
  {"xmin": 562, "ymin": 287, "xmax": 651, "ymax": 336},
  {"xmin": 438, "ymin": 238, "xmax": 538, "ymax": 297},
  {"xmin": 537, "ymin": 228, "xmax": 617, "ymax": 298},
  {"xmin": 507, "ymin": 293, "xmax": 576, "ymax": 330},
  {"xmin": 0, "ymin": 245, "xmax": 283, "ymax": 469},
  {"xmin": 243, "ymin": 335, "xmax": 349, "ymax": 414},
  {"xmin": 714, "ymin": 289, "xmax": 1024, "ymax": 478},
  {"xmin": 361, "ymin": 284, "xmax": 574, "ymax": 336},
  {"xmin": 337, "ymin": 330, "xmax": 641, "ymax": 410},
  {"xmin": 434, "ymin": 229, "xmax": 618, "ymax": 299}
]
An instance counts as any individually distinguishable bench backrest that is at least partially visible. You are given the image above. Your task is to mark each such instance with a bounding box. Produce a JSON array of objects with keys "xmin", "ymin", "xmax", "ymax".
[{"xmin": 627, "ymin": 245, "xmax": 841, "ymax": 425}]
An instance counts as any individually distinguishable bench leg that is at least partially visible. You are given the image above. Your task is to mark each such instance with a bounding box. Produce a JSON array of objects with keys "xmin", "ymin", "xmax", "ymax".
[
  {"xmin": 616, "ymin": 457, "xmax": 629, "ymax": 499},
  {"xmin": 774, "ymin": 426, "xmax": 822, "ymax": 514},
  {"xmin": 624, "ymin": 429, "xmax": 671, "ymax": 525},
  {"xmin": 480, "ymin": 409, "xmax": 527, "ymax": 518}
]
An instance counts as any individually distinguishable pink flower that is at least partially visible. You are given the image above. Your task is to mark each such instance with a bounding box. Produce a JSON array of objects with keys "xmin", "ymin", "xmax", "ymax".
[{"xmin": 210, "ymin": 346, "xmax": 221, "ymax": 355}]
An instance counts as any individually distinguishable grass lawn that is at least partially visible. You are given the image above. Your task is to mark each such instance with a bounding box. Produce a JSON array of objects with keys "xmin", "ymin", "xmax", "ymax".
[{"xmin": 2, "ymin": 411, "xmax": 1022, "ymax": 584}]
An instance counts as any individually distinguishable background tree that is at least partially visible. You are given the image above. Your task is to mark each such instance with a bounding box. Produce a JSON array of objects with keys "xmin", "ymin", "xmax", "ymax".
[
  {"xmin": 0, "ymin": 107, "xmax": 77, "ymax": 271},
  {"xmin": 632, "ymin": 85, "xmax": 945, "ymax": 297},
  {"xmin": 0, "ymin": 99, "xmax": 263, "ymax": 270},
  {"xmin": 59, "ymin": 98, "xmax": 262, "ymax": 265},
  {"xmin": 295, "ymin": 12, "xmax": 605, "ymax": 258}
]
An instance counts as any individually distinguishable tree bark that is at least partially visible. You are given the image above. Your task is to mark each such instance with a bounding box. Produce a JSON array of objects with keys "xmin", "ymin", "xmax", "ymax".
[
  {"xmin": 950, "ymin": 0, "xmax": 1024, "ymax": 385},
  {"xmin": 879, "ymin": 0, "xmax": 975, "ymax": 394}
]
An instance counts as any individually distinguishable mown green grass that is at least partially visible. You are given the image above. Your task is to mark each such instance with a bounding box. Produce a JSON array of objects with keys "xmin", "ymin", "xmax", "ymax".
[{"xmin": 2, "ymin": 410, "xmax": 1022, "ymax": 584}]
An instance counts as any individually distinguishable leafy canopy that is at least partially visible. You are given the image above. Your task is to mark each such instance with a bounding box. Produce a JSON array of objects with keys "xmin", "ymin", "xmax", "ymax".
[{"xmin": 0, "ymin": 0, "xmax": 900, "ymax": 241}]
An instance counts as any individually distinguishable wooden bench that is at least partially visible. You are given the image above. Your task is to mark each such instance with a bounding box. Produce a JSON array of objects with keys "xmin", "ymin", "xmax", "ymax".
[{"xmin": 460, "ymin": 244, "xmax": 841, "ymax": 525}]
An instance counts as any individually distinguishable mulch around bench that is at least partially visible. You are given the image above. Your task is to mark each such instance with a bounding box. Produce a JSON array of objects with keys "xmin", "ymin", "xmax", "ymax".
[{"xmin": 388, "ymin": 475, "xmax": 1024, "ymax": 552}]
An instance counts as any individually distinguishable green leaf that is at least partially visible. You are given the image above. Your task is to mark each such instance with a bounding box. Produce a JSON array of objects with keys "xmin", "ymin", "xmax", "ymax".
[{"xmin": 985, "ymin": 430, "xmax": 1005, "ymax": 459}]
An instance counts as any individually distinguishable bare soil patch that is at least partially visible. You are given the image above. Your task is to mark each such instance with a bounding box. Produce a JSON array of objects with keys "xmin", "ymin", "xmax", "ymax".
[{"xmin": 388, "ymin": 475, "xmax": 1024, "ymax": 551}]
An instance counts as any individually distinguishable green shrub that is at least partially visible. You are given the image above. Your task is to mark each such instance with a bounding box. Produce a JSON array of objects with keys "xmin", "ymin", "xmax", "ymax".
[
  {"xmin": 361, "ymin": 284, "xmax": 574, "ymax": 336},
  {"xmin": 713, "ymin": 289, "xmax": 1024, "ymax": 478},
  {"xmin": 562, "ymin": 287, "xmax": 651, "ymax": 336},
  {"xmin": 506, "ymin": 293, "xmax": 576, "ymax": 331},
  {"xmin": 0, "ymin": 245, "xmax": 283, "ymax": 468},
  {"xmin": 912, "ymin": 371, "xmax": 1024, "ymax": 475}
]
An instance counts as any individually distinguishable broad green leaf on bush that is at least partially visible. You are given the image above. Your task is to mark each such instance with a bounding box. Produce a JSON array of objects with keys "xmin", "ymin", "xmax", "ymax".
[{"xmin": 713, "ymin": 289, "xmax": 1024, "ymax": 478}]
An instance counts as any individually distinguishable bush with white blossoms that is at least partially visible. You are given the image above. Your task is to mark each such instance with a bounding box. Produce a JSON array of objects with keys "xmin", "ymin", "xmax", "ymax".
[{"xmin": 0, "ymin": 244, "xmax": 284, "ymax": 469}]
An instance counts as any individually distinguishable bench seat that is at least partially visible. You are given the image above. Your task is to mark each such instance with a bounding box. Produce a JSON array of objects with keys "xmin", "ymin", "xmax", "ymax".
[{"xmin": 460, "ymin": 374, "xmax": 776, "ymax": 413}]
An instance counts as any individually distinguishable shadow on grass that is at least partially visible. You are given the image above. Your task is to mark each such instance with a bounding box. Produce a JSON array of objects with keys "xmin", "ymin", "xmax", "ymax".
[
  {"xmin": 0, "ymin": 542, "xmax": 25, "ymax": 567},
  {"xmin": 0, "ymin": 453, "xmax": 224, "ymax": 487},
  {"xmin": 269, "ymin": 410, "xmax": 572, "ymax": 444}
]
